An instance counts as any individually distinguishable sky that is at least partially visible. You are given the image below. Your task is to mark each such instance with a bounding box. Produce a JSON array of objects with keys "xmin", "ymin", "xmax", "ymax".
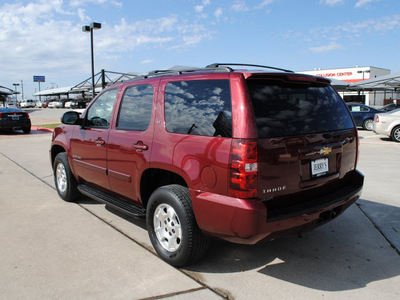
[{"xmin": 1, "ymin": 0, "xmax": 400, "ymax": 99}]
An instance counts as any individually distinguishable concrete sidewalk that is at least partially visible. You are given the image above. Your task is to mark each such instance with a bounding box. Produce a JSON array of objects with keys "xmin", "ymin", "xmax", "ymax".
[{"xmin": 0, "ymin": 153, "xmax": 218, "ymax": 299}]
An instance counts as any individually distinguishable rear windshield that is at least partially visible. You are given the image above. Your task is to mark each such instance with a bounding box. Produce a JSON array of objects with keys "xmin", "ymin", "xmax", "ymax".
[{"xmin": 247, "ymin": 79, "xmax": 354, "ymax": 138}]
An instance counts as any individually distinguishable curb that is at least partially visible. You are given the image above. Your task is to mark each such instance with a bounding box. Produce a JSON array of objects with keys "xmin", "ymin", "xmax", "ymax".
[{"xmin": 32, "ymin": 126, "xmax": 54, "ymax": 133}]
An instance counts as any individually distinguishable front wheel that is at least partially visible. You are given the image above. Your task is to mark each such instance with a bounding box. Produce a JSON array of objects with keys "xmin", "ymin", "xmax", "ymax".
[
  {"xmin": 363, "ymin": 119, "xmax": 374, "ymax": 131},
  {"xmin": 391, "ymin": 126, "xmax": 400, "ymax": 142},
  {"xmin": 146, "ymin": 185, "xmax": 209, "ymax": 267},
  {"xmin": 53, "ymin": 152, "xmax": 79, "ymax": 202}
]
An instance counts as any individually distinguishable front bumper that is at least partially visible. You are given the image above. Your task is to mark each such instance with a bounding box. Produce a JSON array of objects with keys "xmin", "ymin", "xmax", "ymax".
[{"xmin": 191, "ymin": 170, "xmax": 364, "ymax": 244}]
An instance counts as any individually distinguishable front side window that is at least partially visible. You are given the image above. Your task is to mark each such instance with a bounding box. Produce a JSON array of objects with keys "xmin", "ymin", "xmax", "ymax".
[
  {"xmin": 164, "ymin": 80, "xmax": 232, "ymax": 137},
  {"xmin": 86, "ymin": 89, "xmax": 118, "ymax": 128},
  {"xmin": 247, "ymin": 79, "xmax": 354, "ymax": 138},
  {"xmin": 117, "ymin": 84, "xmax": 154, "ymax": 131}
]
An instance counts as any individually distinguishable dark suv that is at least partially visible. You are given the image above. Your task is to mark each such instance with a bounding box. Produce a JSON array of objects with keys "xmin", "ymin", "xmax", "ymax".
[{"xmin": 50, "ymin": 63, "xmax": 364, "ymax": 266}]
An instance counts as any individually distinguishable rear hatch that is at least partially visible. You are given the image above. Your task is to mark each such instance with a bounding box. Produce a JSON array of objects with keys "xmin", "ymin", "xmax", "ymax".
[{"xmin": 246, "ymin": 74, "xmax": 361, "ymax": 221}]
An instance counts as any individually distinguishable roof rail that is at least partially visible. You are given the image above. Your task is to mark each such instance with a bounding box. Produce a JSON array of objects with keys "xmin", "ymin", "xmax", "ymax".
[
  {"xmin": 206, "ymin": 63, "xmax": 294, "ymax": 73},
  {"xmin": 146, "ymin": 66, "xmax": 233, "ymax": 77}
]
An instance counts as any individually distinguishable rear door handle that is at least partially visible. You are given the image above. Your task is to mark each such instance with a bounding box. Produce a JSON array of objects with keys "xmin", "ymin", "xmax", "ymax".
[
  {"xmin": 95, "ymin": 138, "xmax": 105, "ymax": 146},
  {"xmin": 133, "ymin": 141, "xmax": 148, "ymax": 152}
]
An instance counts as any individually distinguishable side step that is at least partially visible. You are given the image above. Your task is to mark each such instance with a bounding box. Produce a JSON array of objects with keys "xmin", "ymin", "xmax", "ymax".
[{"xmin": 78, "ymin": 184, "xmax": 146, "ymax": 218}]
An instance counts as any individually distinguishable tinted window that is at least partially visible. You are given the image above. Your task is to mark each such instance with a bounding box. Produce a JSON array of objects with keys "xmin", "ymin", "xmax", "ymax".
[
  {"xmin": 247, "ymin": 80, "xmax": 354, "ymax": 138},
  {"xmin": 165, "ymin": 80, "xmax": 232, "ymax": 137},
  {"xmin": 117, "ymin": 84, "xmax": 154, "ymax": 131},
  {"xmin": 86, "ymin": 89, "xmax": 118, "ymax": 128}
]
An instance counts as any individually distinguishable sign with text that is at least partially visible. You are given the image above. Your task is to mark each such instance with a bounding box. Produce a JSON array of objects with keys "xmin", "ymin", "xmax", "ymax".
[{"xmin": 33, "ymin": 75, "xmax": 45, "ymax": 82}]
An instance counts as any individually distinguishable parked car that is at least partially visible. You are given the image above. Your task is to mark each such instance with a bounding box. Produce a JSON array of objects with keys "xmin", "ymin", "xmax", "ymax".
[
  {"xmin": 36, "ymin": 100, "xmax": 43, "ymax": 108},
  {"xmin": 346, "ymin": 103, "xmax": 384, "ymax": 130},
  {"xmin": 0, "ymin": 107, "xmax": 31, "ymax": 133},
  {"xmin": 373, "ymin": 108, "xmax": 400, "ymax": 142},
  {"xmin": 50, "ymin": 63, "xmax": 364, "ymax": 266},
  {"xmin": 19, "ymin": 100, "xmax": 36, "ymax": 108},
  {"xmin": 380, "ymin": 103, "xmax": 400, "ymax": 112},
  {"xmin": 42, "ymin": 99, "xmax": 52, "ymax": 108}
]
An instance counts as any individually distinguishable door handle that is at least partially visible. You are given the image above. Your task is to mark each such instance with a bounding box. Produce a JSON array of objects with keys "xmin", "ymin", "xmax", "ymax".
[
  {"xmin": 95, "ymin": 138, "xmax": 105, "ymax": 146},
  {"xmin": 133, "ymin": 141, "xmax": 148, "ymax": 152}
]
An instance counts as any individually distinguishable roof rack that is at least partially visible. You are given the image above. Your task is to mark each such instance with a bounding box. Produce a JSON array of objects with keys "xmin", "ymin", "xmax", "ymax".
[
  {"xmin": 206, "ymin": 63, "xmax": 294, "ymax": 73},
  {"xmin": 142, "ymin": 63, "xmax": 293, "ymax": 79}
]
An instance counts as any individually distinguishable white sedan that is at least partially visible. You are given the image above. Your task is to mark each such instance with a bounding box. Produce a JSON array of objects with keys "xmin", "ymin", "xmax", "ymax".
[{"xmin": 373, "ymin": 108, "xmax": 400, "ymax": 142}]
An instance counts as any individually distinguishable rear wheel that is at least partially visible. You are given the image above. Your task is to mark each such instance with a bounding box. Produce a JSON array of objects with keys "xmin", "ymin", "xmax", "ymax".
[
  {"xmin": 23, "ymin": 126, "xmax": 31, "ymax": 134},
  {"xmin": 53, "ymin": 152, "xmax": 79, "ymax": 202},
  {"xmin": 391, "ymin": 126, "xmax": 400, "ymax": 142},
  {"xmin": 363, "ymin": 119, "xmax": 373, "ymax": 131},
  {"xmin": 146, "ymin": 184, "xmax": 209, "ymax": 267}
]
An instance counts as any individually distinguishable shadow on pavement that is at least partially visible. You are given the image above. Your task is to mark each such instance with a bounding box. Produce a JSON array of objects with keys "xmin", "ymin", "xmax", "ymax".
[{"xmin": 185, "ymin": 204, "xmax": 400, "ymax": 291}]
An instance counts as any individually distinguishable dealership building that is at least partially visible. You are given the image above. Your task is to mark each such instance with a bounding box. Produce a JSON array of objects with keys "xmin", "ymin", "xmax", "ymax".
[{"xmin": 301, "ymin": 66, "xmax": 398, "ymax": 106}]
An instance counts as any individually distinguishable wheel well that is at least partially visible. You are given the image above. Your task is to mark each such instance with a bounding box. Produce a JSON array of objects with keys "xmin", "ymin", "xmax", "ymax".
[
  {"xmin": 140, "ymin": 169, "xmax": 188, "ymax": 209},
  {"xmin": 51, "ymin": 145, "xmax": 66, "ymax": 167}
]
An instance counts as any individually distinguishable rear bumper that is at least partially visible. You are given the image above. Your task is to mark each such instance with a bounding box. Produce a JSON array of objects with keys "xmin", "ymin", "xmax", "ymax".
[
  {"xmin": 191, "ymin": 170, "xmax": 364, "ymax": 244},
  {"xmin": 0, "ymin": 119, "xmax": 31, "ymax": 130}
]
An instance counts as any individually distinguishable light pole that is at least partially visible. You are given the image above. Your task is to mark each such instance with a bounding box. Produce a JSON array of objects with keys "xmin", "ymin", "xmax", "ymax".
[
  {"xmin": 13, "ymin": 83, "xmax": 20, "ymax": 103},
  {"xmin": 82, "ymin": 22, "xmax": 101, "ymax": 99}
]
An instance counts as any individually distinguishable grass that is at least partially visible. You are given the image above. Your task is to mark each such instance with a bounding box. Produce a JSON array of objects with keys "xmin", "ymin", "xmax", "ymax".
[{"xmin": 34, "ymin": 123, "xmax": 61, "ymax": 129}]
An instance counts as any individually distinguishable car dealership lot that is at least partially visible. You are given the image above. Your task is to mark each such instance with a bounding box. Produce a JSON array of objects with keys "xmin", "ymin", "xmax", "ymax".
[{"xmin": 1, "ymin": 113, "xmax": 399, "ymax": 299}]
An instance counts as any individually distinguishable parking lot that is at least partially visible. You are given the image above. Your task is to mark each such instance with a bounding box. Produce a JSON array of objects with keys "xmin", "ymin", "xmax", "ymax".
[{"xmin": 0, "ymin": 108, "xmax": 399, "ymax": 299}]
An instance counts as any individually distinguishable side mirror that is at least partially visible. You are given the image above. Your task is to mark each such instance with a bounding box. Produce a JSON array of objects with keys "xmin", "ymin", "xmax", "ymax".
[{"xmin": 61, "ymin": 111, "xmax": 81, "ymax": 125}]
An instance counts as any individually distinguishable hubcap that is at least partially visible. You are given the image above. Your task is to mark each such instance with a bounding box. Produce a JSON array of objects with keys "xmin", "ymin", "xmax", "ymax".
[
  {"xmin": 153, "ymin": 204, "xmax": 182, "ymax": 252},
  {"xmin": 394, "ymin": 128, "xmax": 400, "ymax": 141},
  {"xmin": 56, "ymin": 163, "xmax": 67, "ymax": 193},
  {"xmin": 365, "ymin": 120, "xmax": 373, "ymax": 130}
]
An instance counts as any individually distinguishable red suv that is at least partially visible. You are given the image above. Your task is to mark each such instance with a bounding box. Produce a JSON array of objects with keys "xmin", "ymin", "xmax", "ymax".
[{"xmin": 51, "ymin": 64, "xmax": 364, "ymax": 266}]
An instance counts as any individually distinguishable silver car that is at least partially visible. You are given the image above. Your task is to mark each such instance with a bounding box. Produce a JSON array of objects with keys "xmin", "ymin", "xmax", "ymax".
[{"xmin": 373, "ymin": 108, "xmax": 400, "ymax": 142}]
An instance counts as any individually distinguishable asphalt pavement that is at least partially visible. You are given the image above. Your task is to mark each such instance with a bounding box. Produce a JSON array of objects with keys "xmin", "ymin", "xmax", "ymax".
[{"xmin": 0, "ymin": 108, "xmax": 399, "ymax": 299}]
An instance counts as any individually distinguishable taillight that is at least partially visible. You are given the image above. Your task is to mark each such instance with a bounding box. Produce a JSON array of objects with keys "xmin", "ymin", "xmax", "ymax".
[
  {"xmin": 375, "ymin": 115, "xmax": 379, "ymax": 123},
  {"xmin": 0, "ymin": 113, "xmax": 2, "ymax": 120},
  {"xmin": 229, "ymin": 139, "xmax": 258, "ymax": 198}
]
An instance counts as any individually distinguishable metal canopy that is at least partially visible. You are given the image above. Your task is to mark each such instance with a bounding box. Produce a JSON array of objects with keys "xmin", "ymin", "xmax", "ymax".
[{"xmin": 349, "ymin": 72, "xmax": 400, "ymax": 90}]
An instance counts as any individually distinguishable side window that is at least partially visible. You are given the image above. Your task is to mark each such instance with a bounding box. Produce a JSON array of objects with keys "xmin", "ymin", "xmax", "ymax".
[
  {"xmin": 164, "ymin": 80, "xmax": 232, "ymax": 137},
  {"xmin": 350, "ymin": 105, "xmax": 361, "ymax": 112},
  {"xmin": 86, "ymin": 89, "xmax": 118, "ymax": 128},
  {"xmin": 117, "ymin": 84, "xmax": 154, "ymax": 131}
]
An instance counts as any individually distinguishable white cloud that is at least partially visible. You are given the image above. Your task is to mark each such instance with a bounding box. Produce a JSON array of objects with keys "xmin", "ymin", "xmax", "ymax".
[
  {"xmin": 231, "ymin": 1, "xmax": 249, "ymax": 12},
  {"xmin": 215, "ymin": 7, "xmax": 223, "ymax": 19},
  {"xmin": 195, "ymin": 5, "xmax": 203, "ymax": 13},
  {"xmin": 255, "ymin": 0, "xmax": 276, "ymax": 9},
  {"xmin": 141, "ymin": 59, "xmax": 154, "ymax": 64},
  {"xmin": 355, "ymin": 0, "xmax": 378, "ymax": 8},
  {"xmin": 319, "ymin": 0, "xmax": 344, "ymax": 5},
  {"xmin": 309, "ymin": 42, "xmax": 344, "ymax": 53}
]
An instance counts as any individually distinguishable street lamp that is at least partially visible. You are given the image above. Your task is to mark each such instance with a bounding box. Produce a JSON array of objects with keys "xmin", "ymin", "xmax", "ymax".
[
  {"xmin": 82, "ymin": 22, "xmax": 101, "ymax": 98},
  {"xmin": 13, "ymin": 83, "xmax": 20, "ymax": 103}
]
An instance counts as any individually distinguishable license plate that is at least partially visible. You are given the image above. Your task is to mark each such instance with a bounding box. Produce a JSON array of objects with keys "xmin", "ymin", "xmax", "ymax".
[
  {"xmin": 311, "ymin": 158, "xmax": 329, "ymax": 177},
  {"xmin": 12, "ymin": 116, "xmax": 20, "ymax": 120}
]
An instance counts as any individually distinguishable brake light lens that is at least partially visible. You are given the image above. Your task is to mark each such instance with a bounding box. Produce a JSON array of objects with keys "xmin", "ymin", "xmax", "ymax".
[
  {"xmin": 0, "ymin": 113, "xmax": 2, "ymax": 120},
  {"xmin": 229, "ymin": 139, "xmax": 258, "ymax": 198},
  {"xmin": 375, "ymin": 115, "xmax": 379, "ymax": 123}
]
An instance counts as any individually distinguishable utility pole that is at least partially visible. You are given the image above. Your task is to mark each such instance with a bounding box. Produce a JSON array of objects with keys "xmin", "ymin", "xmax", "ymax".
[{"xmin": 21, "ymin": 80, "xmax": 24, "ymax": 100}]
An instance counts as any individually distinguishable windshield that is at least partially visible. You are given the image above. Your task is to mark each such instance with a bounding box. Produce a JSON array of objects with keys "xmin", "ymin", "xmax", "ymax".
[{"xmin": 247, "ymin": 79, "xmax": 354, "ymax": 138}]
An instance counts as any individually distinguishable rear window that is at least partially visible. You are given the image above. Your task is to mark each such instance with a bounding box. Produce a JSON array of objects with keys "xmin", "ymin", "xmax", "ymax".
[{"xmin": 247, "ymin": 79, "xmax": 354, "ymax": 138}]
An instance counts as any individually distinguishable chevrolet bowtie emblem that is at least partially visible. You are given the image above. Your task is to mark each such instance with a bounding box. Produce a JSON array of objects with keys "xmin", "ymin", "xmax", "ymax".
[{"xmin": 320, "ymin": 147, "xmax": 332, "ymax": 155}]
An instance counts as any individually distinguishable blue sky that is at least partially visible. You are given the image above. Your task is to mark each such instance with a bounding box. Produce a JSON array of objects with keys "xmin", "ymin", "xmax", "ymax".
[{"xmin": 1, "ymin": 0, "xmax": 400, "ymax": 99}]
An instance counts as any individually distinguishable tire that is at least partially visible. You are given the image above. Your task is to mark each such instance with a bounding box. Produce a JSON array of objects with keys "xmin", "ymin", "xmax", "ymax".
[
  {"xmin": 53, "ymin": 152, "xmax": 79, "ymax": 202},
  {"xmin": 146, "ymin": 184, "xmax": 209, "ymax": 267},
  {"xmin": 23, "ymin": 126, "xmax": 31, "ymax": 134},
  {"xmin": 363, "ymin": 119, "xmax": 373, "ymax": 131},
  {"xmin": 391, "ymin": 126, "xmax": 400, "ymax": 142}
]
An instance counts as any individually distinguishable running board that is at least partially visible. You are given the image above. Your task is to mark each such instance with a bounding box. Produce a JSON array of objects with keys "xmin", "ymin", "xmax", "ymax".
[{"xmin": 78, "ymin": 184, "xmax": 146, "ymax": 218}]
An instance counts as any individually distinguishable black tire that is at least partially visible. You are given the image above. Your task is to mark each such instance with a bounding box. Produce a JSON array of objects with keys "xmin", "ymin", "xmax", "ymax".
[
  {"xmin": 146, "ymin": 184, "xmax": 209, "ymax": 267},
  {"xmin": 53, "ymin": 152, "xmax": 79, "ymax": 202},
  {"xmin": 23, "ymin": 126, "xmax": 31, "ymax": 134},
  {"xmin": 391, "ymin": 126, "xmax": 400, "ymax": 142},
  {"xmin": 363, "ymin": 118, "xmax": 373, "ymax": 131}
]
